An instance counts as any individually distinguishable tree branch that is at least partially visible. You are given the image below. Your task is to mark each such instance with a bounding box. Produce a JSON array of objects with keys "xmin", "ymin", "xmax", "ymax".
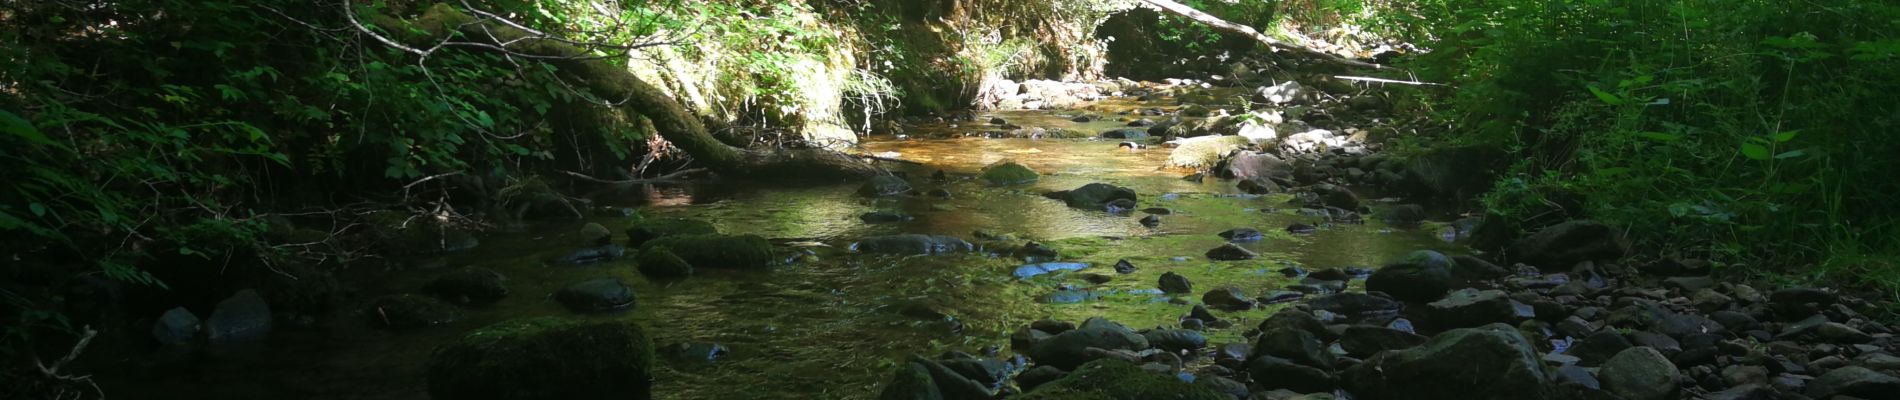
[{"xmin": 1139, "ymin": 0, "xmax": 1391, "ymax": 70}]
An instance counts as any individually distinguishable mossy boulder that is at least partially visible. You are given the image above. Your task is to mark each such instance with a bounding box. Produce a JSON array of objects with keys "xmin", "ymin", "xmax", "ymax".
[
  {"xmin": 1010, "ymin": 359, "xmax": 1228, "ymax": 400},
  {"xmin": 624, "ymin": 217, "xmax": 718, "ymax": 247},
  {"xmin": 635, "ymin": 246, "xmax": 693, "ymax": 279},
  {"xmin": 982, "ymin": 162, "xmax": 1041, "ymax": 185},
  {"xmin": 427, "ymin": 317, "xmax": 654, "ymax": 400},
  {"xmin": 639, "ymin": 234, "xmax": 773, "ymax": 269}
]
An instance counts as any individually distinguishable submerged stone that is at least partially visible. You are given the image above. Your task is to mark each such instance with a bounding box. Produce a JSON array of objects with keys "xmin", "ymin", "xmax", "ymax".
[
  {"xmin": 1015, "ymin": 262, "xmax": 1090, "ymax": 279},
  {"xmin": 852, "ymin": 234, "xmax": 974, "ymax": 255},
  {"xmin": 641, "ymin": 234, "xmax": 773, "ymax": 269},
  {"xmin": 624, "ymin": 217, "xmax": 718, "ymax": 246},
  {"xmin": 427, "ymin": 317, "xmax": 654, "ymax": 400}
]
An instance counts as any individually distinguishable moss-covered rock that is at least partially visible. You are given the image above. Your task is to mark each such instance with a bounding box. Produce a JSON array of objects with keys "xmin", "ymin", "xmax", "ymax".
[
  {"xmin": 639, "ymin": 234, "xmax": 773, "ymax": 269},
  {"xmin": 428, "ymin": 317, "xmax": 654, "ymax": 400},
  {"xmin": 1010, "ymin": 359, "xmax": 1228, "ymax": 400},
  {"xmin": 624, "ymin": 217, "xmax": 718, "ymax": 247},
  {"xmin": 982, "ymin": 161, "xmax": 1041, "ymax": 185},
  {"xmin": 635, "ymin": 246, "xmax": 693, "ymax": 279}
]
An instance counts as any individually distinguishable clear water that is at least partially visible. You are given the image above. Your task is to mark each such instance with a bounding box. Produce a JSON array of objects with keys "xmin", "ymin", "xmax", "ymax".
[{"xmin": 103, "ymin": 99, "xmax": 1462, "ymax": 400}]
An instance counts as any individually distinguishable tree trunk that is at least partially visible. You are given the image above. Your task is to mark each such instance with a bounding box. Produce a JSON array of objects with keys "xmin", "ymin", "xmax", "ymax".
[
  {"xmin": 1139, "ymin": 0, "xmax": 1388, "ymax": 70},
  {"xmin": 374, "ymin": 3, "xmax": 883, "ymax": 181}
]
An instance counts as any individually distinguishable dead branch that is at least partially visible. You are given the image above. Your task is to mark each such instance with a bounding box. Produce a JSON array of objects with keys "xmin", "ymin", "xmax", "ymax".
[{"xmin": 1139, "ymin": 0, "xmax": 1391, "ymax": 70}]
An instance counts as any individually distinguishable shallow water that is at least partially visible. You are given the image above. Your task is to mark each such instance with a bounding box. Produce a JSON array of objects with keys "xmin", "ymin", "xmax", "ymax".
[{"xmin": 104, "ymin": 99, "xmax": 1462, "ymax": 400}]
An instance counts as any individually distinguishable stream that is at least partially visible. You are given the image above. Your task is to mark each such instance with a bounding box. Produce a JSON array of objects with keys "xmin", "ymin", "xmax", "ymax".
[{"xmin": 107, "ymin": 93, "xmax": 1466, "ymax": 400}]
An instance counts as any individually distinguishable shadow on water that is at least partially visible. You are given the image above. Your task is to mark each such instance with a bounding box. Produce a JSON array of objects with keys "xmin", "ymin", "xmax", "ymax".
[{"xmin": 103, "ymin": 117, "xmax": 1464, "ymax": 400}]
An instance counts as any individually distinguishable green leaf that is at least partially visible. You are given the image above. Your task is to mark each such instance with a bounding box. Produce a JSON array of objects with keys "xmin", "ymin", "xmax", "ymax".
[
  {"xmin": 1772, "ymin": 130, "xmax": 1799, "ymax": 143},
  {"xmin": 1587, "ymin": 85, "xmax": 1623, "ymax": 106},
  {"xmin": 1595, "ymin": 167, "xmax": 1632, "ymax": 177},
  {"xmin": 1634, "ymin": 131, "xmax": 1681, "ymax": 142},
  {"xmin": 1774, "ymin": 150, "xmax": 1806, "ymax": 159},
  {"xmin": 28, "ymin": 203, "xmax": 46, "ymax": 217},
  {"xmin": 0, "ymin": 110, "xmax": 57, "ymax": 146},
  {"xmin": 1740, "ymin": 143, "xmax": 1771, "ymax": 160}
]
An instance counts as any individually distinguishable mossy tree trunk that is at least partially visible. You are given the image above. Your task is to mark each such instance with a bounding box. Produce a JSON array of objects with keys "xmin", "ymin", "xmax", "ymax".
[{"xmin": 373, "ymin": 3, "xmax": 883, "ymax": 181}]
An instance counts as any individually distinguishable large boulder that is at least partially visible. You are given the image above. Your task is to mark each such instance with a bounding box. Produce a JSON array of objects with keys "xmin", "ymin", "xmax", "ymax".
[
  {"xmin": 1250, "ymin": 328, "xmax": 1332, "ymax": 369},
  {"xmin": 1598, "ymin": 347, "xmax": 1679, "ymax": 400},
  {"xmin": 1423, "ymin": 289, "xmax": 1534, "ymax": 330},
  {"xmin": 859, "ymin": 175, "xmax": 914, "ymax": 197},
  {"xmin": 1166, "ymin": 135, "xmax": 1251, "ymax": 169},
  {"xmin": 555, "ymin": 278, "xmax": 636, "ymax": 313},
  {"xmin": 1027, "ymin": 318, "xmax": 1149, "ymax": 370},
  {"xmin": 206, "ymin": 289, "xmax": 272, "ymax": 342},
  {"xmin": 428, "ymin": 318, "xmax": 654, "ymax": 400},
  {"xmin": 1338, "ymin": 325, "xmax": 1427, "ymax": 358},
  {"xmin": 1365, "ymin": 262, "xmax": 1452, "ymax": 303},
  {"xmin": 1045, "ymin": 183, "xmax": 1138, "ymax": 210},
  {"xmin": 1308, "ymin": 293, "xmax": 1401, "ymax": 319},
  {"xmin": 640, "ymin": 234, "xmax": 774, "ymax": 269},
  {"xmin": 1807, "ymin": 366, "xmax": 1900, "ymax": 399},
  {"xmin": 1343, "ymin": 323, "xmax": 1550, "ymax": 400},
  {"xmin": 1215, "ymin": 151, "xmax": 1292, "ymax": 181},
  {"xmin": 152, "ymin": 307, "xmax": 200, "ymax": 345},
  {"xmin": 982, "ymin": 161, "xmax": 1040, "ymax": 185},
  {"xmin": 624, "ymin": 217, "xmax": 717, "ymax": 246},
  {"xmin": 1246, "ymin": 355, "xmax": 1337, "ymax": 393},
  {"xmin": 1508, "ymin": 221, "xmax": 1629, "ymax": 269},
  {"xmin": 1012, "ymin": 359, "xmax": 1229, "ymax": 400},
  {"xmin": 852, "ymin": 234, "xmax": 975, "ymax": 255}
]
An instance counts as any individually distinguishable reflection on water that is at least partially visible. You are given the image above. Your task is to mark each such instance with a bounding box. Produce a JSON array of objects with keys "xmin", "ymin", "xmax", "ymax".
[{"xmin": 102, "ymin": 110, "xmax": 1462, "ymax": 400}]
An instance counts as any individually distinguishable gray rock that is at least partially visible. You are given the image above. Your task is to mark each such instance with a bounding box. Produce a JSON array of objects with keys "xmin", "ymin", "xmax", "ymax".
[
  {"xmin": 1339, "ymin": 325, "xmax": 1427, "ymax": 358},
  {"xmin": 1160, "ymin": 272, "xmax": 1193, "ymax": 294},
  {"xmin": 1344, "ymin": 323, "xmax": 1549, "ymax": 399},
  {"xmin": 1651, "ymin": 313, "xmax": 1727, "ymax": 339},
  {"xmin": 1365, "ymin": 262, "xmax": 1452, "ymax": 302},
  {"xmin": 1818, "ymin": 322, "xmax": 1873, "ymax": 343},
  {"xmin": 1309, "ymin": 293, "xmax": 1401, "ymax": 319},
  {"xmin": 1247, "ymin": 355, "xmax": 1336, "ymax": 393},
  {"xmin": 1424, "ymin": 289, "xmax": 1533, "ymax": 330},
  {"xmin": 1202, "ymin": 287, "xmax": 1256, "ymax": 310},
  {"xmin": 206, "ymin": 289, "xmax": 273, "ymax": 342},
  {"xmin": 1143, "ymin": 329, "xmax": 1208, "ymax": 352},
  {"xmin": 1600, "ymin": 347, "xmax": 1679, "ymax": 400},
  {"xmin": 152, "ymin": 307, "xmax": 200, "ymax": 345},
  {"xmin": 1806, "ymin": 366, "xmax": 1900, "ymax": 399},
  {"xmin": 1028, "ymin": 317, "xmax": 1149, "ymax": 369},
  {"xmin": 853, "ymin": 234, "xmax": 974, "ymax": 255},
  {"xmin": 1045, "ymin": 183, "xmax": 1138, "ymax": 210},
  {"xmin": 1251, "ymin": 328, "xmax": 1332, "ymax": 370},
  {"xmin": 1508, "ymin": 220, "xmax": 1628, "ymax": 270},
  {"xmin": 1205, "ymin": 243, "xmax": 1257, "ymax": 261},
  {"xmin": 555, "ymin": 278, "xmax": 636, "ymax": 312},
  {"xmin": 858, "ymin": 175, "xmax": 913, "ymax": 197},
  {"xmin": 1566, "ymin": 330, "xmax": 1633, "ymax": 367}
]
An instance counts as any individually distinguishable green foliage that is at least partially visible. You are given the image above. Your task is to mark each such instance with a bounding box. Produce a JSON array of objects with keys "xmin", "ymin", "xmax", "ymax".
[
  {"xmin": 1377, "ymin": 0, "xmax": 1900, "ymax": 288},
  {"xmin": 0, "ymin": 0, "xmax": 658, "ymax": 360}
]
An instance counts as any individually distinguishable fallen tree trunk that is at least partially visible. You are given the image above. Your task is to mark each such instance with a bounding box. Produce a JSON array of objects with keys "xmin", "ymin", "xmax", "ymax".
[
  {"xmin": 364, "ymin": 3, "xmax": 883, "ymax": 181},
  {"xmin": 1140, "ymin": 0, "xmax": 1388, "ymax": 70}
]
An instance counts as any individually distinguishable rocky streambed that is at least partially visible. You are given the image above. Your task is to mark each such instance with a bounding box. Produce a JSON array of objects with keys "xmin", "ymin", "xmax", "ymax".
[{"xmin": 103, "ymin": 70, "xmax": 1900, "ymax": 400}]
